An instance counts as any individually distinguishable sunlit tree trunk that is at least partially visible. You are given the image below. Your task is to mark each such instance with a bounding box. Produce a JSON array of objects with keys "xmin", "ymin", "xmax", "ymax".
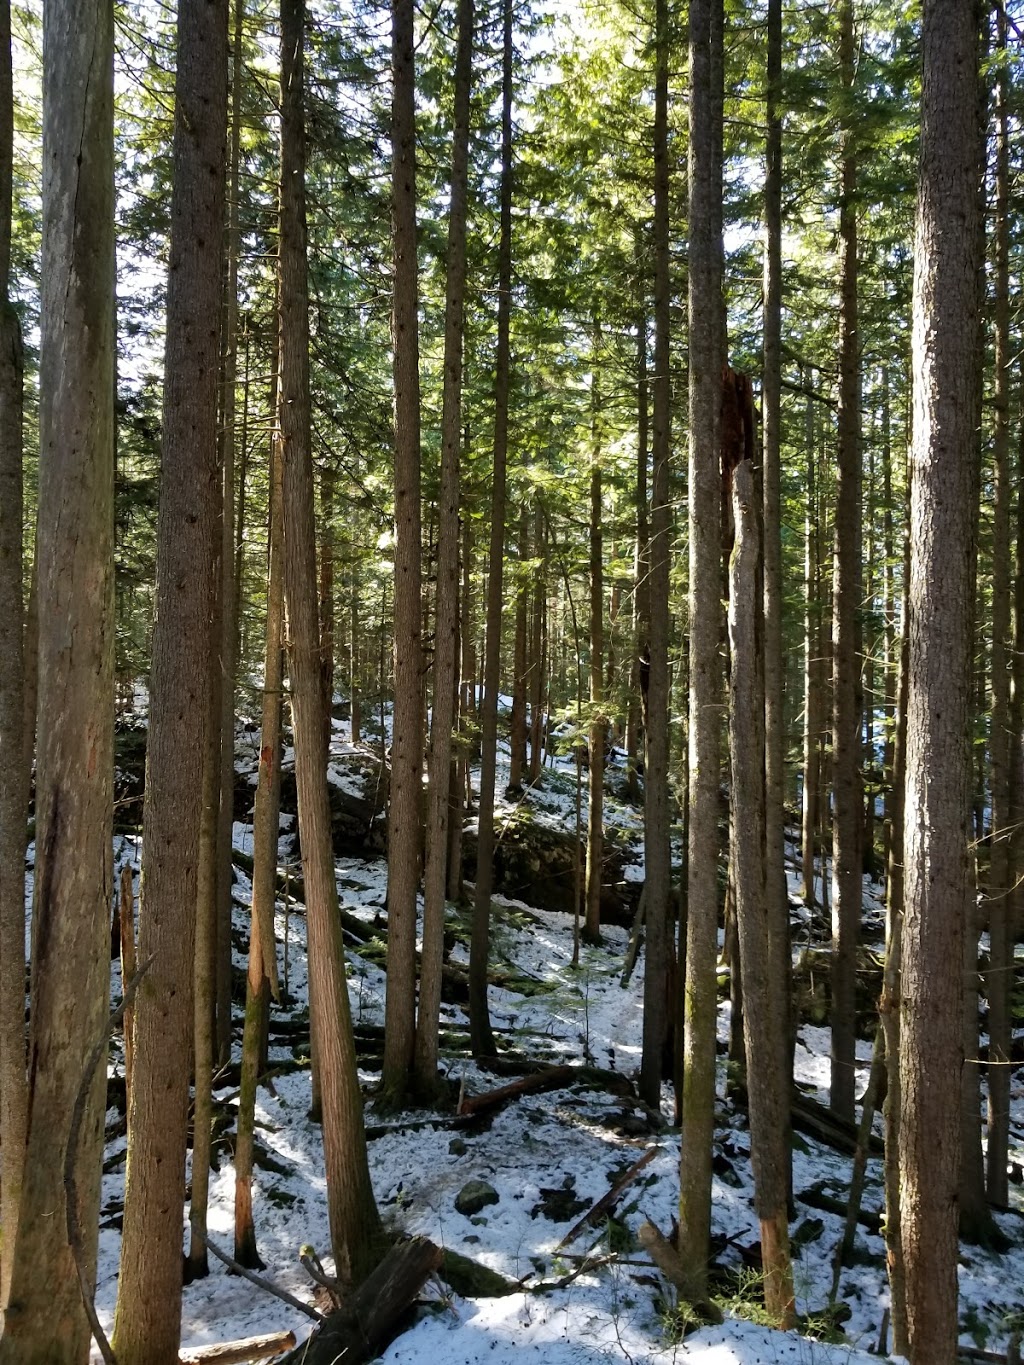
[
  {"xmin": 729, "ymin": 457, "xmax": 794, "ymax": 1327},
  {"xmin": 415, "ymin": 0, "xmax": 472, "ymax": 1094},
  {"xmin": 678, "ymin": 0, "xmax": 724, "ymax": 1300},
  {"xmin": 899, "ymin": 5, "xmax": 981, "ymax": 1358},
  {"xmin": 112, "ymin": 0, "xmax": 225, "ymax": 1356},
  {"xmin": 277, "ymin": 0, "xmax": 383, "ymax": 1281}
]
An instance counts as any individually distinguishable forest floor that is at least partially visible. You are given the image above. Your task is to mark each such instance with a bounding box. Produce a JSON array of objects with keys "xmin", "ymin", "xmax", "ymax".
[{"xmin": 72, "ymin": 706, "xmax": 1024, "ymax": 1363}]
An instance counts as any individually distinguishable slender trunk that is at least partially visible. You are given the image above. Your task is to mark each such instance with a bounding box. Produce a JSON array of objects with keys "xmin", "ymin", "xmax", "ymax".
[
  {"xmin": 508, "ymin": 508, "xmax": 529, "ymax": 793},
  {"xmin": 626, "ymin": 298, "xmax": 650, "ymax": 803},
  {"xmin": 215, "ymin": 24, "xmax": 243, "ymax": 1066},
  {"xmin": 882, "ymin": 539, "xmax": 909, "ymax": 1357},
  {"xmin": 188, "ymin": 628, "xmax": 221, "ymax": 1281},
  {"xmin": 678, "ymin": 0, "xmax": 724, "ymax": 1302},
  {"xmin": 469, "ymin": 0, "xmax": 512, "ymax": 1061},
  {"xmin": 729, "ymin": 457, "xmax": 794, "ymax": 1326},
  {"xmin": 112, "ymin": 0, "xmax": 225, "ymax": 1357},
  {"xmin": 381, "ymin": 0, "xmax": 425, "ymax": 1102},
  {"xmin": 762, "ymin": 0, "xmax": 791, "ymax": 1201},
  {"xmin": 984, "ymin": 0, "xmax": 1011, "ymax": 1210},
  {"xmin": 278, "ymin": 0, "xmax": 382, "ymax": 1281},
  {"xmin": 881, "ymin": 365, "xmax": 895, "ymax": 892},
  {"xmin": 638, "ymin": 0, "xmax": 673, "ymax": 1111},
  {"xmin": 801, "ymin": 383, "xmax": 820, "ymax": 906},
  {"xmin": 584, "ymin": 355, "xmax": 604, "ymax": 945},
  {"xmin": 830, "ymin": 0, "xmax": 862, "ymax": 1126},
  {"xmin": 414, "ymin": 0, "xmax": 472, "ymax": 1094},
  {"xmin": 234, "ymin": 356, "xmax": 284, "ymax": 1270},
  {"xmin": 319, "ymin": 463, "xmax": 335, "ymax": 759},
  {"xmin": 899, "ymin": 6, "xmax": 981, "ymax": 1357},
  {"xmin": 528, "ymin": 511, "xmax": 546, "ymax": 785},
  {"xmin": 0, "ymin": 0, "xmax": 27, "ymax": 1307}
]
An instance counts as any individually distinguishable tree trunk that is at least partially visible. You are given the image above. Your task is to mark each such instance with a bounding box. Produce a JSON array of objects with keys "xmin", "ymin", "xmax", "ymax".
[
  {"xmin": 0, "ymin": 0, "xmax": 27, "ymax": 1308},
  {"xmin": 234, "ymin": 326, "xmax": 285, "ymax": 1270},
  {"xmin": 830, "ymin": 0, "xmax": 862, "ymax": 1126},
  {"xmin": 277, "ymin": 0, "xmax": 382, "ymax": 1282},
  {"xmin": 414, "ymin": 0, "xmax": 472, "ymax": 1095},
  {"xmin": 882, "ymin": 504, "xmax": 910, "ymax": 1359},
  {"xmin": 508, "ymin": 508, "xmax": 529, "ymax": 794},
  {"xmin": 638, "ymin": 0, "xmax": 673, "ymax": 1111},
  {"xmin": 469, "ymin": 0, "xmax": 512, "ymax": 1061},
  {"xmin": 984, "ymin": 0, "xmax": 1011, "ymax": 1210},
  {"xmin": 678, "ymin": 0, "xmax": 724, "ymax": 1303},
  {"xmin": 0, "ymin": 0, "xmax": 114, "ymax": 1356},
  {"xmin": 800, "ymin": 383, "xmax": 821, "ymax": 907},
  {"xmin": 381, "ymin": 0, "xmax": 425, "ymax": 1103},
  {"xmin": 761, "ymin": 0, "xmax": 791, "ymax": 1203},
  {"xmin": 528, "ymin": 510, "xmax": 546, "ymax": 785},
  {"xmin": 584, "ymin": 351, "xmax": 604, "ymax": 946},
  {"xmin": 899, "ymin": 8, "xmax": 981, "ymax": 1360},
  {"xmin": 111, "ymin": 1, "xmax": 226, "ymax": 1359},
  {"xmin": 625, "ymin": 291, "xmax": 649, "ymax": 804}
]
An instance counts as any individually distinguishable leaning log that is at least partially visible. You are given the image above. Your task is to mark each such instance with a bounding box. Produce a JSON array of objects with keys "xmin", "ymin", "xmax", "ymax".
[{"xmin": 277, "ymin": 1236, "xmax": 443, "ymax": 1365}]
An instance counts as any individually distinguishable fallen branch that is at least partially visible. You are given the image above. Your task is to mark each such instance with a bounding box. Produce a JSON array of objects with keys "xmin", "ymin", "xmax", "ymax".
[
  {"xmin": 178, "ymin": 1332, "xmax": 297, "ymax": 1364},
  {"xmin": 457, "ymin": 1063, "xmax": 633, "ymax": 1117},
  {"xmin": 554, "ymin": 1147, "xmax": 660, "ymax": 1250},
  {"xmin": 206, "ymin": 1238, "xmax": 322, "ymax": 1321}
]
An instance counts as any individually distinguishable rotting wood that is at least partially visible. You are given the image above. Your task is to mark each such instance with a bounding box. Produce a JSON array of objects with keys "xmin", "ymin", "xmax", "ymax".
[
  {"xmin": 178, "ymin": 1331, "xmax": 297, "ymax": 1364},
  {"xmin": 276, "ymin": 1236, "xmax": 443, "ymax": 1365},
  {"xmin": 554, "ymin": 1146, "xmax": 660, "ymax": 1250}
]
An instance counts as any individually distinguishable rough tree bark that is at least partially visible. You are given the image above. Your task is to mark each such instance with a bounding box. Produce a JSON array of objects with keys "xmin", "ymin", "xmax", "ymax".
[
  {"xmin": 678, "ymin": 0, "xmax": 724, "ymax": 1302},
  {"xmin": 584, "ymin": 346, "xmax": 605, "ymax": 945},
  {"xmin": 898, "ymin": 5, "xmax": 981, "ymax": 1360},
  {"xmin": 728, "ymin": 457, "xmax": 794, "ymax": 1327},
  {"xmin": 277, "ymin": 0, "xmax": 383, "ymax": 1282},
  {"xmin": 414, "ymin": 0, "xmax": 473, "ymax": 1095},
  {"xmin": 0, "ymin": 0, "xmax": 116, "ymax": 1355},
  {"xmin": 111, "ymin": 0, "xmax": 226, "ymax": 1358}
]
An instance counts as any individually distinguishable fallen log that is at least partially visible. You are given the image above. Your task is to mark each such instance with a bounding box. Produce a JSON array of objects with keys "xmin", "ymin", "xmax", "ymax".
[
  {"xmin": 554, "ymin": 1147, "xmax": 660, "ymax": 1251},
  {"xmin": 277, "ymin": 1236, "xmax": 443, "ymax": 1365},
  {"xmin": 178, "ymin": 1332, "xmax": 297, "ymax": 1364},
  {"xmin": 457, "ymin": 1063, "xmax": 633, "ymax": 1117}
]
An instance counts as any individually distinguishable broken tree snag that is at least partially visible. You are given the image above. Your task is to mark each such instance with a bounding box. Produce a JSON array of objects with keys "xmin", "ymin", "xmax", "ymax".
[
  {"xmin": 555, "ymin": 1146, "xmax": 660, "ymax": 1251},
  {"xmin": 178, "ymin": 1331, "xmax": 297, "ymax": 1364},
  {"xmin": 637, "ymin": 1222, "xmax": 723, "ymax": 1325},
  {"xmin": 457, "ymin": 1063, "xmax": 634, "ymax": 1117},
  {"xmin": 277, "ymin": 1236, "xmax": 443, "ymax": 1365}
]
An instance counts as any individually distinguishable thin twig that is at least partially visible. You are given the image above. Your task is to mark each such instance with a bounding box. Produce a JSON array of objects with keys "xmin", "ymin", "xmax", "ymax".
[{"xmin": 206, "ymin": 1238, "xmax": 323, "ymax": 1321}]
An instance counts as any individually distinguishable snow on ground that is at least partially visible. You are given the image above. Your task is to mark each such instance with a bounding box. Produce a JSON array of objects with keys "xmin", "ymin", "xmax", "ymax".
[{"xmin": 79, "ymin": 709, "xmax": 1024, "ymax": 1362}]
